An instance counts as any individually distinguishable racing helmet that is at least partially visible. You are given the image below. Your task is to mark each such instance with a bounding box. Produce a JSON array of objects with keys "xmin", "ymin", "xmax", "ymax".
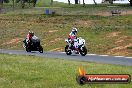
[
  {"xmin": 72, "ymin": 27, "xmax": 78, "ymax": 33},
  {"xmin": 29, "ymin": 31, "xmax": 34, "ymax": 36}
]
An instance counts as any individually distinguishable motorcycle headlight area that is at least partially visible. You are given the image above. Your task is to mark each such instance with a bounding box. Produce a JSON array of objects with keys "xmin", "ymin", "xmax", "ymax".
[{"xmin": 65, "ymin": 39, "xmax": 69, "ymax": 43}]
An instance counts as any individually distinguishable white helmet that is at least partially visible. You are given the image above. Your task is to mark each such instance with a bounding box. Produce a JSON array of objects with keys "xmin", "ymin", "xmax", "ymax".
[{"xmin": 72, "ymin": 27, "xmax": 78, "ymax": 33}]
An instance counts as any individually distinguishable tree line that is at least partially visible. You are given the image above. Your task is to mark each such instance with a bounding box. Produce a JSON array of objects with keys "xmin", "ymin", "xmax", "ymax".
[
  {"xmin": 0, "ymin": 0, "xmax": 132, "ymax": 9},
  {"xmin": 69, "ymin": 0, "xmax": 132, "ymax": 6},
  {"xmin": 0, "ymin": 0, "xmax": 37, "ymax": 8}
]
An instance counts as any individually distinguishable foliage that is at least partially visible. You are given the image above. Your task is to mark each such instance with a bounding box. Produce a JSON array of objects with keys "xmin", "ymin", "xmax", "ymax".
[
  {"xmin": 16, "ymin": 0, "xmax": 36, "ymax": 3},
  {"xmin": 3, "ymin": 0, "xmax": 9, "ymax": 3}
]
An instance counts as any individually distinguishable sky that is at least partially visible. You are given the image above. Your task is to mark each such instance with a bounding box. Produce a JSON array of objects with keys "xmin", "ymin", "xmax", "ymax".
[{"xmin": 53, "ymin": 0, "xmax": 129, "ymax": 4}]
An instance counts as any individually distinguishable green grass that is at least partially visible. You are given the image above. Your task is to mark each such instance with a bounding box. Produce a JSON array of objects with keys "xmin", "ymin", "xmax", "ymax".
[
  {"xmin": 0, "ymin": 13, "xmax": 132, "ymax": 56},
  {"xmin": 0, "ymin": 3, "xmax": 132, "ymax": 56},
  {"xmin": 0, "ymin": 54, "xmax": 132, "ymax": 88}
]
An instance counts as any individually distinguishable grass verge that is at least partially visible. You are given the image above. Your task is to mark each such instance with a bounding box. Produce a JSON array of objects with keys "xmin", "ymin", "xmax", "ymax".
[{"xmin": 0, "ymin": 54, "xmax": 132, "ymax": 88}]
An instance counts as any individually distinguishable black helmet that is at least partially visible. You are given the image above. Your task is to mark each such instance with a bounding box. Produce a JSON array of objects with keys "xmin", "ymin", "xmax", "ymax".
[{"xmin": 29, "ymin": 31, "xmax": 34, "ymax": 36}]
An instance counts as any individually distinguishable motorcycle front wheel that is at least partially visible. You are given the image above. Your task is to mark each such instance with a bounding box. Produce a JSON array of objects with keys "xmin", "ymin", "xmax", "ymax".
[
  {"xmin": 26, "ymin": 46, "xmax": 31, "ymax": 52},
  {"xmin": 39, "ymin": 45, "xmax": 43, "ymax": 53},
  {"xmin": 65, "ymin": 45, "xmax": 72, "ymax": 55},
  {"xmin": 79, "ymin": 46, "xmax": 87, "ymax": 56}
]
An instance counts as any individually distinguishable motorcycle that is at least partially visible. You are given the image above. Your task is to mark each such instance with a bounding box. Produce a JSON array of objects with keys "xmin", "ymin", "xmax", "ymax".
[
  {"xmin": 23, "ymin": 36, "xmax": 43, "ymax": 53},
  {"xmin": 65, "ymin": 37, "xmax": 87, "ymax": 56}
]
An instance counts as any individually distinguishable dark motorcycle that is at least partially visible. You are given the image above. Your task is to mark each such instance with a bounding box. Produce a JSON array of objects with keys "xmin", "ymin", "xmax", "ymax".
[{"xmin": 23, "ymin": 37, "xmax": 43, "ymax": 53}]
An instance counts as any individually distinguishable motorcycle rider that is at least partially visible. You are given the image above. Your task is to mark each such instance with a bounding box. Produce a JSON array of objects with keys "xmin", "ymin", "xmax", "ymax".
[
  {"xmin": 24, "ymin": 31, "xmax": 35, "ymax": 46},
  {"xmin": 68, "ymin": 27, "xmax": 78, "ymax": 41},
  {"xmin": 68, "ymin": 27, "xmax": 79, "ymax": 54}
]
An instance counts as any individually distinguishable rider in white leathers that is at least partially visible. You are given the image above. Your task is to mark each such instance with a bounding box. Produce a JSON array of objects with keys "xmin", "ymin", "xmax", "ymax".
[
  {"xmin": 68, "ymin": 27, "xmax": 78, "ymax": 43},
  {"xmin": 68, "ymin": 27, "xmax": 79, "ymax": 54}
]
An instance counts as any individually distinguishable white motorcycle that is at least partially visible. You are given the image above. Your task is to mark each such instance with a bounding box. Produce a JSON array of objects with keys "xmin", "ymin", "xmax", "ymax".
[{"xmin": 65, "ymin": 37, "xmax": 87, "ymax": 56}]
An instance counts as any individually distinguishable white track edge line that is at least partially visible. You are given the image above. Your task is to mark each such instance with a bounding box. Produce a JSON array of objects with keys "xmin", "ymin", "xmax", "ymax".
[{"xmin": 59, "ymin": 52, "xmax": 132, "ymax": 58}]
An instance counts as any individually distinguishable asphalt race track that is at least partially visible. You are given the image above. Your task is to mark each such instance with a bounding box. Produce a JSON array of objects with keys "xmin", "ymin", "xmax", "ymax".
[{"xmin": 0, "ymin": 49, "xmax": 132, "ymax": 66}]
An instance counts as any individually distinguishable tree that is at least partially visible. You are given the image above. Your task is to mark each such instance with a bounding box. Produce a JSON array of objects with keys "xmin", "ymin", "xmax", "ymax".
[
  {"xmin": 32, "ymin": 0, "xmax": 37, "ymax": 7},
  {"xmin": 0, "ymin": 0, "xmax": 3, "ymax": 12},
  {"xmin": 109, "ymin": 0, "xmax": 113, "ymax": 4},
  {"xmin": 51, "ymin": 0, "xmax": 53, "ymax": 5},
  {"xmin": 129, "ymin": 0, "xmax": 132, "ymax": 6},
  {"xmin": 0, "ymin": 0, "xmax": 3, "ymax": 5},
  {"xmin": 93, "ymin": 0, "xmax": 97, "ymax": 5},
  {"xmin": 12, "ymin": 0, "xmax": 15, "ymax": 9},
  {"xmin": 75, "ymin": 0, "xmax": 78, "ymax": 4},
  {"xmin": 16, "ymin": 0, "xmax": 37, "ymax": 8},
  {"xmin": 83, "ymin": 0, "xmax": 85, "ymax": 7},
  {"xmin": 0, "ymin": 0, "xmax": 9, "ymax": 10},
  {"xmin": 21, "ymin": 0, "xmax": 25, "ymax": 8},
  {"xmin": 79, "ymin": 0, "xmax": 80, "ymax": 4},
  {"xmin": 102, "ymin": 0, "xmax": 113, "ymax": 4},
  {"xmin": 0, "ymin": 0, "xmax": 9, "ymax": 3},
  {"xmin": 68, "ymin": 0, "xmax": 70, "ymax": 5},
  {"xmin": 0, "ymin": 0, "xmax": 15, "ymax": 11}
]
